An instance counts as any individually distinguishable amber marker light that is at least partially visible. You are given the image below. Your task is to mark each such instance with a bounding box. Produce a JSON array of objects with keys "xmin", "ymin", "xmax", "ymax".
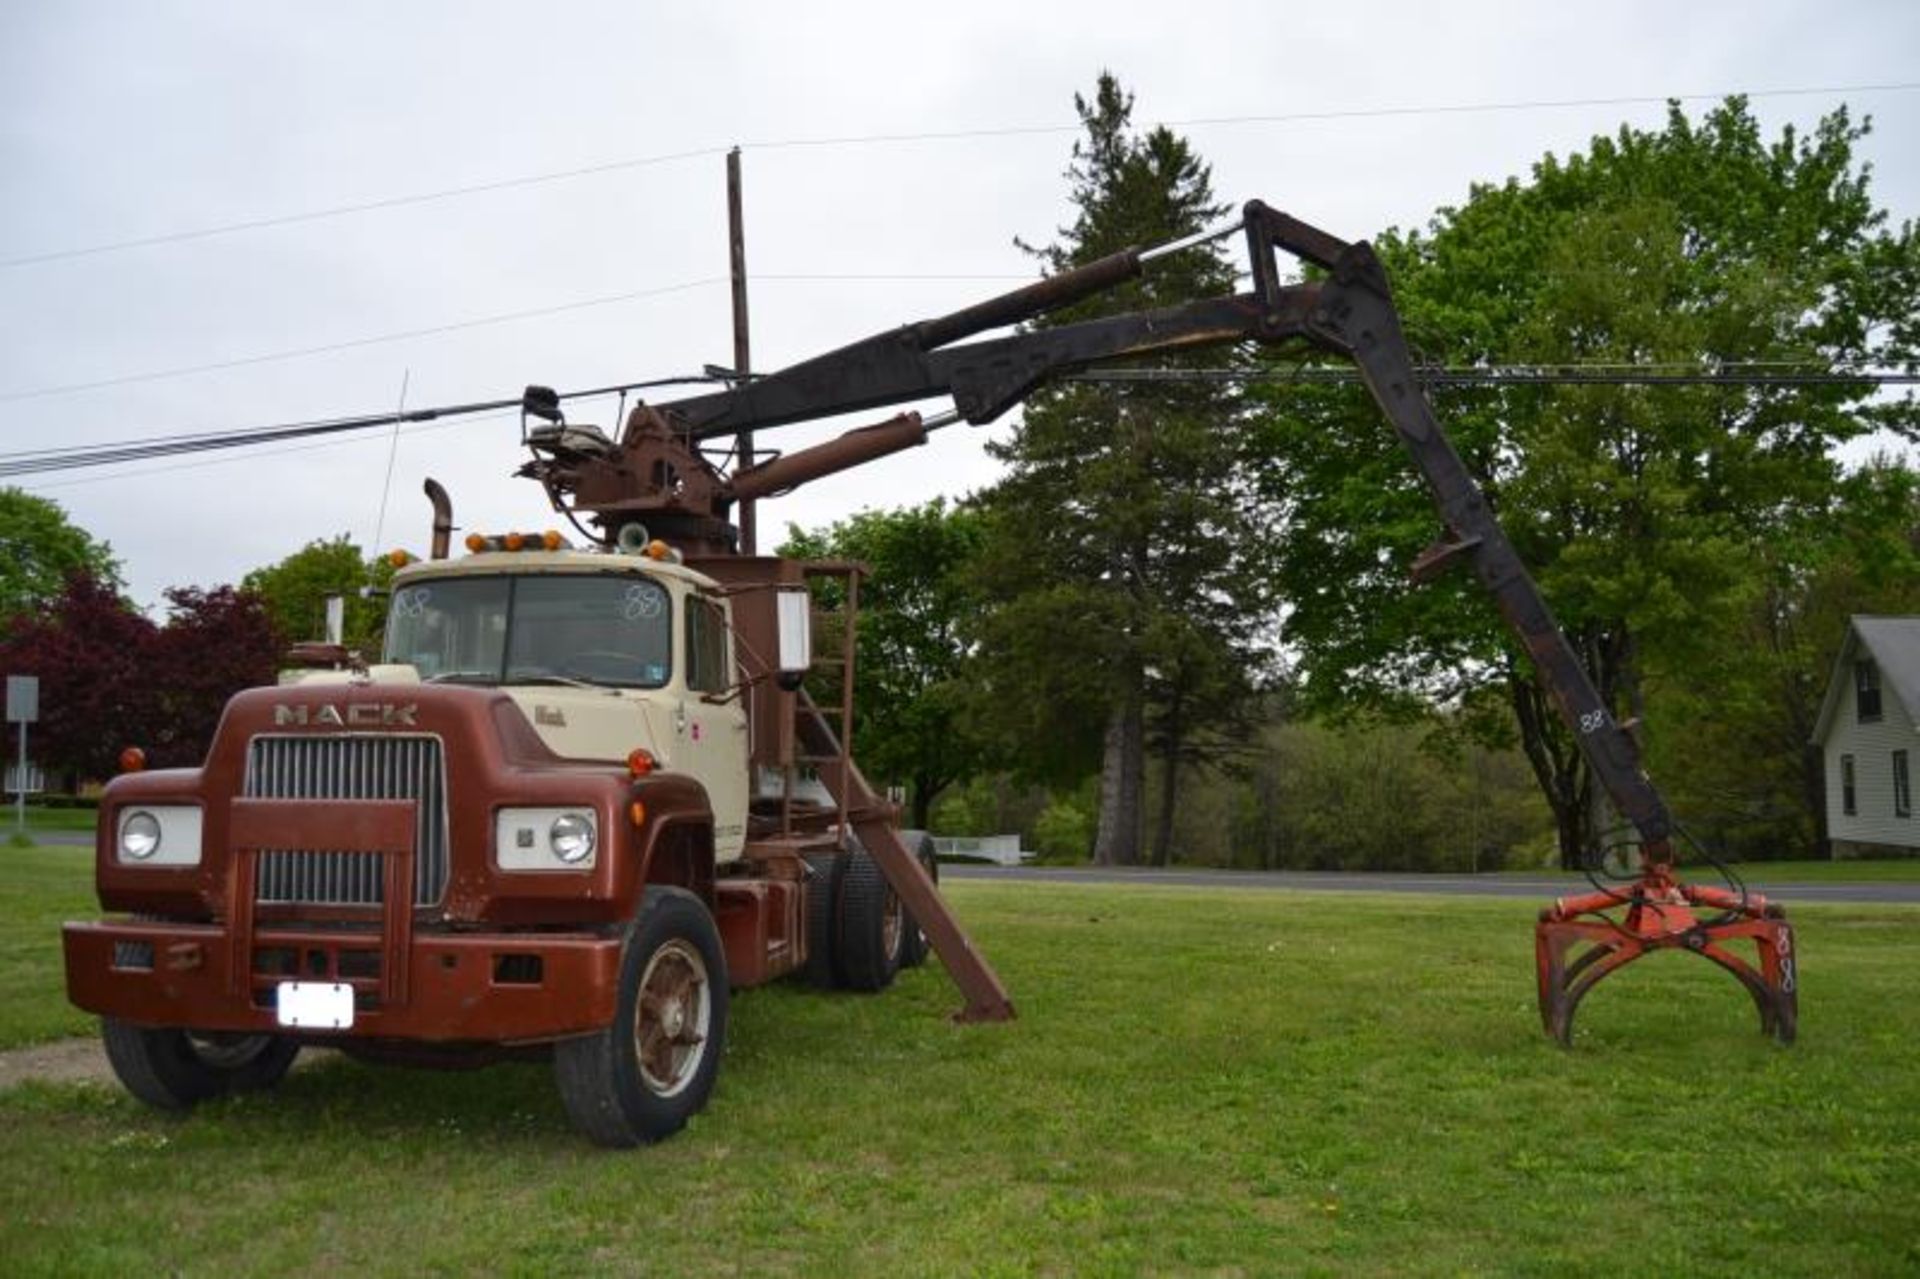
[
  {"xmin": 542, "ymin": 529, "xmax": 563, "ymax": 551},
  {"xmin": 627, "ymin": 747, "xmax": 657, "ymax": 778},
  {"xmin": 629, "ymin": 799, "xmax": 648, "ymax": 827},
  {"xmin": 465, "ymin": 532, "xmax": 488, "ymax": 553},
  {"xmin": 504, "ymin": 531, "xmax": 526, "ymax": 552},
  {"xmin": 387, "ymin": 549, "xmax": 414, "ymax": 568},
  {"xmin": 645, "ymin": 539, "xmax": 670, "ymax": 561},
  {"xmin": 118, "ymin": 746, "xmax": 147, "ymax": 774}
]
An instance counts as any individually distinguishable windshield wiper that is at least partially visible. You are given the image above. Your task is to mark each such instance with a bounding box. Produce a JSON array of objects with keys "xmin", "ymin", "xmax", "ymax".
[
  {"xmin": 508, "ymin": 673, "xmax": 602, "ymax": 690},
  {"xmin": 423, "ymin": 670, "xmax": 500, "ymax": 686}
]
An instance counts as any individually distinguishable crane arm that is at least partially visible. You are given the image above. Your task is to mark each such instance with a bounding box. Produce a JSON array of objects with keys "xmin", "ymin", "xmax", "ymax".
[
  {"xmin": 541, "ymin": 200, "xmax": 1674, "ymax": 850},
  {"xmin": 519, "ymin": 196, "xmax": 1806, "ymax": 1044}
]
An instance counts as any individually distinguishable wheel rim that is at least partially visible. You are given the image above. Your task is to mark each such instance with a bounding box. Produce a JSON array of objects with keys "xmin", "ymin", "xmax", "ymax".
[
  {"xmin": 633, "ymin": 939, "xmax": 711, "ymax": 1098},
  {"xmin": 881, "ymin": 889, "xmax": 903, "ymax": 961},
  {"xmin": 188, "ymin": 1032, "xmax": 275, "ymax": 1070}
]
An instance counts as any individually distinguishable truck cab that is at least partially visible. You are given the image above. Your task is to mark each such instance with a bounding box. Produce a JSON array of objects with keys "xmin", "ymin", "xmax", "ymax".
[
  {"xmin": 62, "ymin": 532, "xmax": 934, "ymax": 1146},
  {"xmin": 377, "ymin": 545, "xmax": 749, "ymax": 863}
]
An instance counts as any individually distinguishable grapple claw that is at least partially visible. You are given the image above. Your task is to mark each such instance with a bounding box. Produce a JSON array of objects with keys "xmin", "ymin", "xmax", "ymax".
[{"xmin": 1535, "ymin": 861, "xmax": 1797, "ymax": 1046}]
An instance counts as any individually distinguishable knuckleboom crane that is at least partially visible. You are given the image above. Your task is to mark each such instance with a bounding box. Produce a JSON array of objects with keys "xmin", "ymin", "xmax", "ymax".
[{"xmin": 517, "ymin": 200, "xmax": 1797, "ymax": 1044}]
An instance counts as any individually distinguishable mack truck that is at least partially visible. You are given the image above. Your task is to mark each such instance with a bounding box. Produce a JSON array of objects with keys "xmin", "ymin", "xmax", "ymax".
[{"xmin": 64, "ymin": 200, "xmax": 1797, "ymax": 1148}]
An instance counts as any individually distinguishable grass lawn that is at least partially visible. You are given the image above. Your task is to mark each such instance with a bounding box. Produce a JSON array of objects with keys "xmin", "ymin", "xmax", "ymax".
[
  {"xmin": 3, "ymin": 849, "xmax": 1917, "ymax": 1275},
  {"xmin": 5, "ymin": 806, "xmax": 100, "ymax": 835},
  {"xmin": 1691, "ymin": 858, "xmax": 1920, "ymax": 883},
  {"xmin": 0, "ymin": 848, "xmax": 98, "ymax": 1046}
]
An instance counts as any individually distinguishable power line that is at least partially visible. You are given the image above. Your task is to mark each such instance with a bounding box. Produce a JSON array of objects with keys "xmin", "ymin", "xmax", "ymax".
[
  {"xmin": 0, "ymin": 146, "xmax": 725, "ymax": 269},
  {"xmin": 0, "ymin": 278, "xmax": 723, "ymax": 403},
  {"xmin": 10, "ymin": 363, "xmax": 1910, "ymax": 485},
  {"xmin": 0, "ymin": 399, "xmax": 521, "ymax": 476},
  {"xmin": 20, "ymin": 410, "xmax": 519, "ymax": 493},
  {"xmin": 757, "ymin": 273, "xmax": 1034, "ymax": 282},
  {"xmin": 0, "ymin": 272, "xmax": 1036, "ymax": 403},
  {"xmin": 0, "ymin": 375, "xmax": 716, "ymax": 480},
  {"xmin": 6, "ymin": 81, "xmax": 1915, "ymax": 271},
  {"xmin": 1070, "ymin": 366, "xmax": 1920, "ymax": 387}
]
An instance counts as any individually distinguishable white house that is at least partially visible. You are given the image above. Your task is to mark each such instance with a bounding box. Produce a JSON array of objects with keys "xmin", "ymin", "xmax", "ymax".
[{"xmin": 1812, "ymin": 616, "xmax": 1920, "ymax": 857}]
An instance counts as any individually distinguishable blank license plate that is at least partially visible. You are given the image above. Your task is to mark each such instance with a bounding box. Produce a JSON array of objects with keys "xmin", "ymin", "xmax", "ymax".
[{"xmin": 276, "ymin": 981, "xmax": 355, "ymax": 1030}]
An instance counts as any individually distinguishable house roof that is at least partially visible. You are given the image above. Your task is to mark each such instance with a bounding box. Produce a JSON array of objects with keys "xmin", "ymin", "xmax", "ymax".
[{"xmin": 1811, "ymin": 615, "xmax": 1920, "ymax": 744}]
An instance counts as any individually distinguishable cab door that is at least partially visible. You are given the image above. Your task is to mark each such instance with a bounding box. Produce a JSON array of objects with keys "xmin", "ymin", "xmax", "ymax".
[{"xmin": 677, "ymin": 592, "xmax": 749, "ymax": 862}]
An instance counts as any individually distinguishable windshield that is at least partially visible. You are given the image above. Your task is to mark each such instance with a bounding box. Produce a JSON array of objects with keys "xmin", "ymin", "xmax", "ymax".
[{"xmin": 383, "ymin": 574, "xmax": 673, "ymax": 688}]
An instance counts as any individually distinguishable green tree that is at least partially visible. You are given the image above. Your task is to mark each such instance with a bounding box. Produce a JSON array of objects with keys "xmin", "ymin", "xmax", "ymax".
[
  {"xmin": 0, "ymin": 488, "xmax": 121, "ymax": 621},
  {"xmin": 1193, "ymin": 700, "xmax": 1549, "ymax": 873},
  {"xmin": 780, "ymin": 500, "xmax": 986, "ymax": 828},
  {"xmin": 1256, "ymin": 98, "xmax": 1920, "ymax": 867},
  {"xmin": 972, "ymin": 73, "xmax": 1278, "ymax": 866},
  {"xmin": 241, "ymin": 536, "xmax": 394, "ymax": 655},
  {"xmin": 1653, "ymin": 458, "xmax": 1920, "ymax": 858}
]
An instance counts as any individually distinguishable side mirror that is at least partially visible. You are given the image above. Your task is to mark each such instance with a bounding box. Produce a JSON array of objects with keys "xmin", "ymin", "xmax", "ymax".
[{"xmin": 775, "ymin": 588, "xmax": 811, "ymax": 691}]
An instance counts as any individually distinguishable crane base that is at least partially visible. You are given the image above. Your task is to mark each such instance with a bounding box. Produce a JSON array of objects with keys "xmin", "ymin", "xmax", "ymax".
[{"xmin": 1535, "ymin": 869, "xmax": 1797, "ymax": 1046}]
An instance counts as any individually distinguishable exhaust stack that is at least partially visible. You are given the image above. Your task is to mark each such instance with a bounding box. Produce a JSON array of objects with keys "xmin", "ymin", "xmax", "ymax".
[{"xmin": 424, "ymin": 478, "xmax": 453, "ymax": 559}]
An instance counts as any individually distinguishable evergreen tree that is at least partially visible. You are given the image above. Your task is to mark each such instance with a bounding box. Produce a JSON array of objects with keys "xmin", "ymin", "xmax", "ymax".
[{"xmin": 970, "ymin": 74, "xmax": 1278, "ymax": 865}]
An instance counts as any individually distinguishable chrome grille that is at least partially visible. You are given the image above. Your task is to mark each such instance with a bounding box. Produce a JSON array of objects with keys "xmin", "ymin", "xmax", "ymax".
[{"xmin": 244, "ymin": 735, "xmax": 449, "ymax": 907}]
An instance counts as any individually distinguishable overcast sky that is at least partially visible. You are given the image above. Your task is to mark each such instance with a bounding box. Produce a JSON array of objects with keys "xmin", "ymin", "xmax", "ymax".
[{"xmin": 3, "ymin": 2, "xmax": 1916, "ymax": 618}]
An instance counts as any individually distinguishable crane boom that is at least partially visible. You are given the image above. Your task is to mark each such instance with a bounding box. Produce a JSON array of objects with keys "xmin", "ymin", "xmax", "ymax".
[{"xmin": 517, "ymin": 198, "xmax": 1798, "ymax": 1044}]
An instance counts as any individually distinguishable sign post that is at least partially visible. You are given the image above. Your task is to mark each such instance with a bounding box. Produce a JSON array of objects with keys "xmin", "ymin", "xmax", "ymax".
[{"xmin": 6, "ymin": 675, "xmax": 38, "ymax": 832}]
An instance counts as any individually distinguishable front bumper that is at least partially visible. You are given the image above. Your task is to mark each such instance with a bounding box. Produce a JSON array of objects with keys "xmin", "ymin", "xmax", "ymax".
[{"xmin": 64, "ymin": 919, "xmax": 622, "ymax": 1043}]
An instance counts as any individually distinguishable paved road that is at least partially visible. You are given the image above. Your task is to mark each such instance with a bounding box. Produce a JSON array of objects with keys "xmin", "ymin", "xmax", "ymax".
[
  {"xmin": 941, "ymin": 863, "xmax": 1920, "ymax": 905},
  {"xmin": 25, "ymin": 834, "xmax": 1918, "ymax": 904},
  {"xmin": 19, "ymin": 832, "xmax": 91, "ymax": 847}
]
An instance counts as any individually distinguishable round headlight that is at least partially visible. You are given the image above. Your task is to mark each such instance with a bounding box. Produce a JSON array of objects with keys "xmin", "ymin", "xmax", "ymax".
[
  {"xmin": 549, "ymin": 813, "xmax": 595, "ymax": 864},
  {"xmin": 121, "ymin": 811, "xmax": 162, "ymax": 861}
]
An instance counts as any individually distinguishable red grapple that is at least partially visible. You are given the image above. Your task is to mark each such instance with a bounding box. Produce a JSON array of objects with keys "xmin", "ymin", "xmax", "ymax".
[{"xmin": 1535, "ymin": 856, "xmax": 1797, "ymax": 1045}]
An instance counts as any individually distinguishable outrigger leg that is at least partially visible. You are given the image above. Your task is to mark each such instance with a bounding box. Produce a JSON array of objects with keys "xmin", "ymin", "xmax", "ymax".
[{"xmin": 1535, "ymin": 856, "xmax": 1797, "ymax": 1045}]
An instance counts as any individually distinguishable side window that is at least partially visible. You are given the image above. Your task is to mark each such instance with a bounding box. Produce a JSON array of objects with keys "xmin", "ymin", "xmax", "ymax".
[
  {"xmin": 1841, "ymin": 754, "xmax": 1857, "ymax": 816},
  {"xmin": 686, "ymin": 598, "xmax": 731, "ymax": 694},
  {"xmin": 1895, "ymin": 751, "xmax": 1911, "ymax": 819},
  {"xmin": 1855, "ymin": 660, "xmax": 1882, "ymax": 723}
]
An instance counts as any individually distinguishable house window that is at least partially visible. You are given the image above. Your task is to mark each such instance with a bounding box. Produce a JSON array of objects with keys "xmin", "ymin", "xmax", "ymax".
[
  {"xmin": 1842, "ymin": 755, "xmax": 1856, "ymax": 816},
  {"xmin": 1896, "ymin": 751, "xmax": 1911, "ymax": 819},
  {"xmin": 1856, "ymin": 660, "xmax": 1882, "ymax": 723}
]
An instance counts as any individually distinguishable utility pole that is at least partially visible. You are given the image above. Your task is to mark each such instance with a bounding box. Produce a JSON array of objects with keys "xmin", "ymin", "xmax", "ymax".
[{"xmin": 727, "ymin": 147, "xmax": 756, "ymax": 554}]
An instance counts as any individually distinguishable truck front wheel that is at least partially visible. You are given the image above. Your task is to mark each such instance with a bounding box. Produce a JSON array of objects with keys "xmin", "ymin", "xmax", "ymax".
[
  {"xmin": 554, "ymin": 886, "xmax": 729, "ymax": 1147},
  {"xmin": 100, "ymin": 1020, "xmax": 300, "ymax": 1110}
]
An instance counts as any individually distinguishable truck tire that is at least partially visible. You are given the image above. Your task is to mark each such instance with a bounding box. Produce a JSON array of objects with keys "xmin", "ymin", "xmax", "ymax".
[
  {"xmin": 802, "ymin": 852, "xmax": 844, "ymax": 989},
  {"xmin": 553, "ymin": 886, "xmax": 729, "ymax": 1147},
  {"xmin": 898, "ymin": 832, "xmax": 939, "ymax": 970},
  {"xmin": 101, "ymin": 1019, "xmax": 301, "ymax": 1110},
  {"xmin": 836, "ymin": 843, "xmax": 901, "ymax": 992}
]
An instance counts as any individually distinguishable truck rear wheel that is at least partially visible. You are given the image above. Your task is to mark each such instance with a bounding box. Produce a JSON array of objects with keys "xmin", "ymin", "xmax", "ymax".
[
  {"xmin": 802, "ymin": 852, "xmax": 844, "ymax": 989},
  {"xmin": 101, "ymin": 1019, "xmax": 300, "ymax": 1110},
  {"xmin": 553, "ymin": 886, "xmax": 729, "ymax": 1147},
  {"xmin": 836, "ymin": 844, "xmax": 902, "ymax": 992},
  {"xmin": 898, "ymin": 832, "xmax": 939, "ymax": 970}
]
